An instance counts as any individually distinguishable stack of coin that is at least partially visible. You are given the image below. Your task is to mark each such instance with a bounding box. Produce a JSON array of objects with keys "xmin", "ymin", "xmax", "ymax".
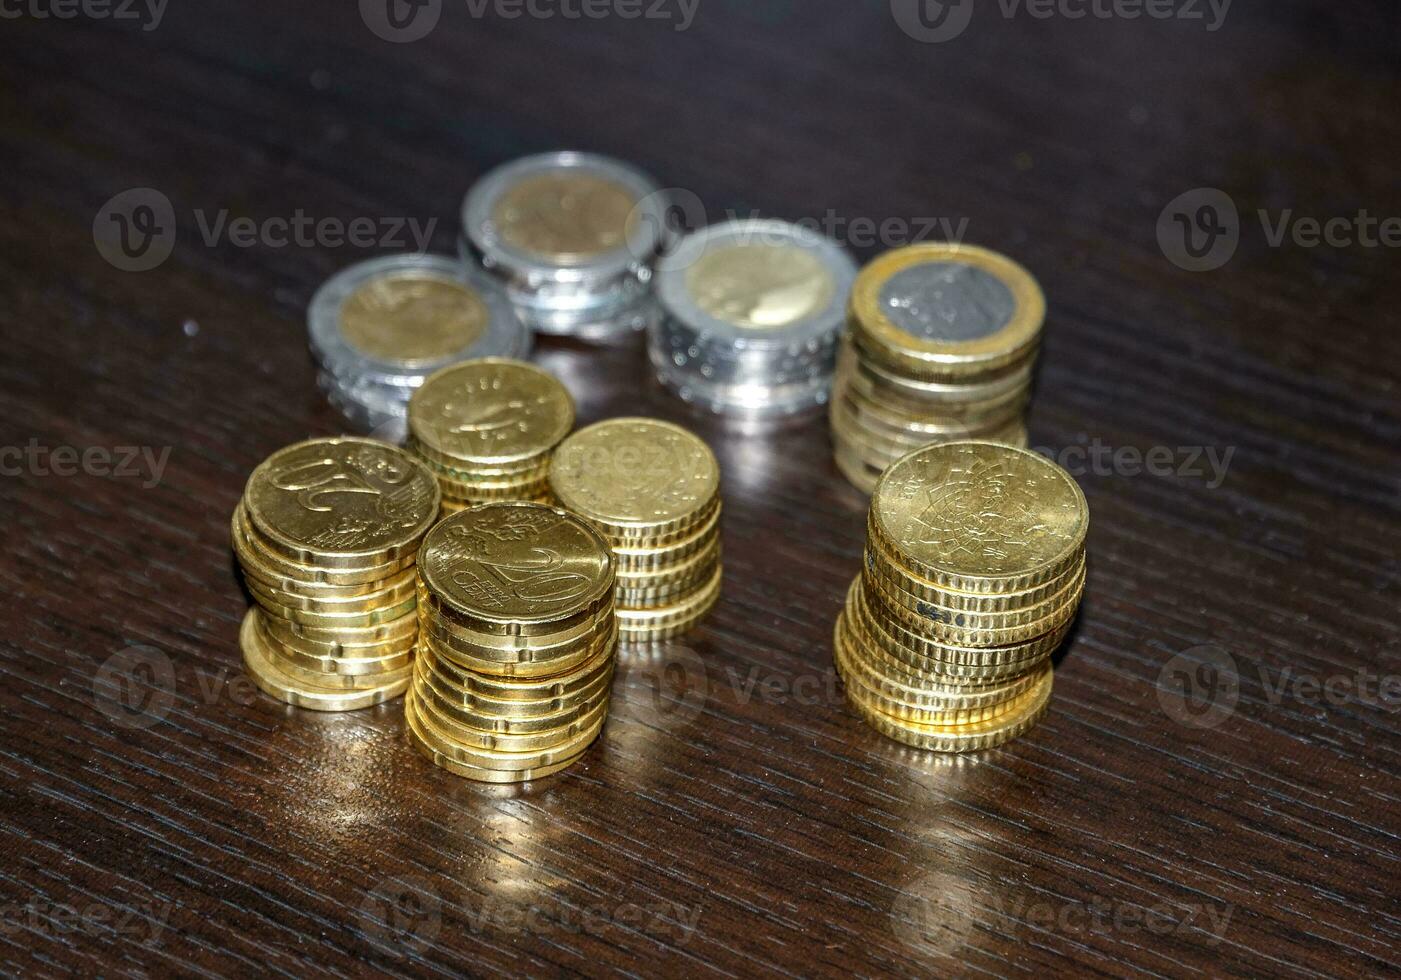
[
  {"xmin": 407, "ymin": 502, "xmax": 618, "ymax": 782},
  {"xmin": 649, "ymin": 219, "xmax": 858, "ymax": 422},
  {"xmin": 460, "ymin": 152, "xmax": 670, "ymax": 342},
  {"xmin": 831, "ymin": 244, "xmax": 1045, "ymax": 493},
  {"xmin": 309, "ymin": 254, "xmax": 530, "ymax": 440},
  {"xmin": 406, "ymin": 359, "xmax": 575, "ymax": 514},
  {"xmin": 834, "ymin": 441, "xmax": 1088, "ymax": 752},
  {"xmin": 549, "ymin": 418, "xmax": 722, "ymax": 644},
  {"xmin": 232, "ymin": 437, "xmax": 442, "ymax": 711}
]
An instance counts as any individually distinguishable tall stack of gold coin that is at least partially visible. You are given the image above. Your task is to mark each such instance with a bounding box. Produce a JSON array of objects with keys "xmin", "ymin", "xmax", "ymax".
[
  {"xmin": 549, "ymin": 418, "xmax": 722, "ymax": 644},
  {"xmin": 831, "ymin": 244, "xmax": 1045, "ymax": 494},
  {"xmin": 406, "ymin": 359, "xmax": 574, "ymax": 513},
  {"xmin": 232, "ymin": 437, "xmax": 441, "ymax": 711},
  {"xmin": 406, "ymin": 502, "xmax": 619, "ymax": 782},
  {"xmin": 834, "ymin": 442, "xmax": 1088, "ymax": 752}
]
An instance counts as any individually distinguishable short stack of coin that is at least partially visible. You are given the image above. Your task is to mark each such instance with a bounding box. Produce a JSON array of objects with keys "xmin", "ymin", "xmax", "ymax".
[
  {"xmin": 549, "ymin": 418, "xmax": 722, "ymax": 644},
  {"xmin": 233, "ymin": 437, "xmax": 442, "ymax": 711},
  {"xmin": 831, "ymin": 244, "xmax": 1045, "ymax": 494},
  {"xmin": 834, "ymin": 441, "xmax": 1088, "ymax": 752},
  {"xmin": 406, "ymin": 359, "xmax": 575, "ymax": 514},
  {"xmin": 406, "ymin": 502, "xmax": 618, "ymax": 782}
]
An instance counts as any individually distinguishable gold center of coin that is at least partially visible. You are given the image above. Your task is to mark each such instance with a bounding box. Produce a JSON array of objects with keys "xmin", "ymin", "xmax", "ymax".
[
  {"xmin": 685, "ymin": 243, "xmax": 835, "ymax": 329},
  {"xmin": 409, "ymin": 361, "xmax": 574, "ymax": 465},
  {"xmin": 492, "ymin": 173, "xmax": 638, "ymax": 263},
  {"xmin": 420, "ymin": 504, "xmax": 613, "ymax": 622},
  {"xmin": 550, "ymin": 419, "xmax": 719, "ymax": 525},
  {"xmin": 245, "ymin": 438, "xmax": 440, "ymax": 556},
  {"xmin": 873, "ymin": 443, "xmax": 1087, "ymax": 578},
  {"xmin": 340, "ymin": 272, "xmax": 489, "ymax": 365}
]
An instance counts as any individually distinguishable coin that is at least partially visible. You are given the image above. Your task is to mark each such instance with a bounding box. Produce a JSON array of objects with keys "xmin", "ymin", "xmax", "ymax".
[
  {"xmin": 617, "ymin": 564, "xmax": 722, "ymax": 643},
  {"xmin": 404, "ymin": 692, "xmax": 606, "ymax": 771},
  {"xmin": 866, "ymin": 544, "xmax": 1086, "ymax": 613},
  {"xmin": 862, "ymin": 561, "xmax": 1087, "ymax": 637},
  {"xmin": 492, "ymin": 172, "xmax": 638, "ymax": 264},
  {"xmin": 242, "ymin": 438, "xmax": 440, "ymax": 568},
  {"xmin": 869, "ymin": 442, "xmax": 1088, "ymax": 593},
  {"xmin": 232, "ymin": 504, "xmax": 418, "ymax": 587},
  {"xmin": 612, "ymin": 504, "xmax": 723, "ymax": 572},
  {"xmin": 341, "ymin": 271, "xmax": 489, "ymax": 366},
  {"xmin": 240, "ymin": 608, "xmax": 410, "ymax": 711},
  {"xmin": 409, "ymin": 359, "xmax": 575, "ymax": 468},
  {"xmin": 404, "ymin": 695, "xmax": 595, "ymax": 783},
  {"xmin": 417, "ymin": 637, "xmax": 615, "ymax": 705},
  {"xmin": 549, "ymin": 418, "xmax": 720, "ymax": 542}
]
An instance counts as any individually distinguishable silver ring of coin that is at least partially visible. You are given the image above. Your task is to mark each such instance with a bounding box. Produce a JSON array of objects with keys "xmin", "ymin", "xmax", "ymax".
[
  {"xmin": 460, "ymin": 151, "xmax": 668, "ymax": 342},
  {"xmin": 309, "ymin": 254, "xmax": 530, "ymax": 438},
  {"xmin": 649, "ymin": 219, "xmax": 858, "ymax": 420}
]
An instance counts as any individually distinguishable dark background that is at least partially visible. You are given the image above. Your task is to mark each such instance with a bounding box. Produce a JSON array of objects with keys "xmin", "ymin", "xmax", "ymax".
[{"xmin": 2, "ymin": 0, "xmax": 1399, "ymax": 975}]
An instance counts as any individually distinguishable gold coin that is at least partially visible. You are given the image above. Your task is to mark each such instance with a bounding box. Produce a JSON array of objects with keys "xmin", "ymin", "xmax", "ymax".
[
  {"xmin": 406, "ymin": 436, "xmax": 550, "ymax": 479},
  {"xmin": 408, "ymin": 359, "xmax": 574, "ymax": 469},
  {"xmin": 421, "ymin": 579, "xmax": 612, "ymax": 653},
  {"xmin": 240, "ymin": 608, "xmax": 409, "ymax": 711},
  {"xmin": 263, "ymin": 606, "xmax": 418, "ymax": 652},
  {"xmin": 404, "ymin": 690, "xmax": 605, "ymax": 771},
  {"xmin": 238, "ymin": 546, "xmax": 418, "ymax": 603},
  {"xmin": 232, "ymin": 504, "xmax": 418, "ymax": 588},
  {"xmin": 617, "ymin": 539, "xmax": 720, "ymax": 591},
  {"xmin": 412, "ymin": 679, "xmax": 611, "ymax": 753},
  {"xmin": 838, "ymin": 378, "xmax": 1029, "ymax": 438},
  {"xmin": 417, "ymin": 502, "xmax": 615, "ymax": 635},
  {"xmin": 837, "ymin": 336, "xmax": 1036, "ymax": 411},
  {"xmin": 404, "ymin": 694, "xmax": 592, "ymax": 783},
  {"xmin": 492, "ymin": 172, "xmax": 637, "ymax": 264},
  {"xmin": 869, "ymin": 442, "xmax": 1088, "ymax": 593},
  {"xmin": 549, "ymin": 418, "xmax": 720, "ymax": 542},
  {"xmin": 613, "ymin": 505, "xmax": 722, "ymax": 572},
  {"xmin": 862, "ymin": 562, "xmax": 1086, "ymax": 637},
  {"xmin": 685, "ymin": 242, "xmax": 836, "ymax": 330},
  {"xmin": 850, "ymin": 244, "xmax": 1045, "ymax": 381},
  {"xmin": 417, "ymin": 639, "xmax": 615, "ymax": 707},
  {"xmin": 617, "ymin": 565, "xmax": 722, "ymax": 643},
  {"xmin": 340, "ymin": 270, "xmax": 488, "ymax": 365},
  {"xmin": 271, "ymin": 634, "xmax": 414, "ymax": 678},
  {"xmin": 243, "ymin": 567, "xmax": 418, "ymax": 614},
  {"xmin": 866, "ymin": 543, "xmax": 1086, "ymax": 613},
  {"xmin": 257, "ymin": 622, "xmax": 413, "ymax": 692},
  {"xmin": 250, "ymin": 591, "xmax": 418, "ymax": 630},
  {"xmin": 841, "ymin": 661, "xmax": 1054, "ymax": 753},
  {"xmin": 242, "ymin": 438, "xmax": 440, "ymax": 568},
  {"xmin": 419, "ymin": 621, "xmax": 610, "ymax": 679},
  {"xmin": 416, "ymin": 655, "xmax": 613, "ymax": 721},
  {"xmin": 847, "ymin": 578, "xmax": 1068, "ymax": 679},
  {"xmin": 615, "ymin": 553, "xmax": 720, "ymax": 609}
]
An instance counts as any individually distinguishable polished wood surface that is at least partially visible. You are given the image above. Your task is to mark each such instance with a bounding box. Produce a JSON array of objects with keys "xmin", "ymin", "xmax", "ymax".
[{"xmin": 2, "ymin": 1, "xmax": 1398, "ymax": 975}]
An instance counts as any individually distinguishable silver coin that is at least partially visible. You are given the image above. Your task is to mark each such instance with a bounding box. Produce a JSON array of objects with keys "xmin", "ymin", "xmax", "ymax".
[{"xmin": 878, "ymin": 261, "xmax": 1018, "ymax": 343}]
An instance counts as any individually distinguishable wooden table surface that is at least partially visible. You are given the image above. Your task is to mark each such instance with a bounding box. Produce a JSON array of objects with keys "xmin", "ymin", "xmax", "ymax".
[{"xmin": 3, "ymin": 1, "xmax": 1398, "ymax": 976}]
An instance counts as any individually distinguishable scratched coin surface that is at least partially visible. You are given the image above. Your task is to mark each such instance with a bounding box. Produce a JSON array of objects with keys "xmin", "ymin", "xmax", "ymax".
[
  {"xmin": 685, "ymin": 242, "xmax": 837, "ymax": 330},
  {"xmin": 492, "ymin": 173, "xmax": 637, "ymax": 263},
  {"xmin": 418, "ymin": 503, "xmax": 615, "ymax": 626},
  {"xmin": 408, "ymin": 359, "xmax": 575, "ymax": 466},
  {"xmin": 872, "ymin": 442, "xmax": 1087, "ymax": 582},
  {"xmin": 340, "ymin": 271, "xmax": 489, "ymax": 365},
  {"xmin": 243, "ymin": 438, "xmax": 440, "ymax": 562},
  {"xmin": 549, "ymin": 418, "xmax": 720, "ymax": 533}
]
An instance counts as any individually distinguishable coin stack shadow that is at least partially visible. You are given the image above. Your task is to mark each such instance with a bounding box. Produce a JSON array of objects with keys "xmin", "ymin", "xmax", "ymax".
[
  {"xmin": 405, "ymin": 359, "xmax": 575, "ymax": 514},
  {"xmin": 233, "ymin": 438, "xmax": 441, "ymax": 712},
  {"xmin": 834, "ymin": 442, "xmax": 1088, "ymax": 752},
  {"xmin": 549, "ymin": 419, "xmax": 723, "ymax": 645},
  {"xmin": 831, "ymin": 244, "xmax": 1045, "ymax": 494},
  {"xmin": 406, "ymin": 503, "xmax": 619, "ymax": 782}
]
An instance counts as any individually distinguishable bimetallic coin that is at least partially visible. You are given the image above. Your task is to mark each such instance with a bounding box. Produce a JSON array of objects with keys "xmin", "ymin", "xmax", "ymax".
[
  {"xmin": 686, "ymin": 242, "xmax": 836, "ymax": 330},
  {"xmin": 243, "ymin": 438, "xmax": 440, "ymax": 568},
  {"xmin": 408, "ymin": 359, "xmax": 575, "ymax": 468},
  {"xmin": 418, "ymin": 503, "xmax": 615, "ymax": 634},
  {"xmin": 869, "ymin": 442, "xmax": 1088, "ymax": 592},
  {"xmin": 492, "ymin": 173, "xmax": 638, "ymax": 265},
  {"xmin": 549, "ymin": 418, "xmax": 720, "ymax": 541},
  {"xmin": 240, "ymin": 609, "xmax": 410, "ymax": 711},
  {"xmin": 341, "ymin": 272, "xmax": 489, "ymax": 367},
  {"xmin": 850, "ymin": 244, "xmax": 1045, "ymax": 381}
]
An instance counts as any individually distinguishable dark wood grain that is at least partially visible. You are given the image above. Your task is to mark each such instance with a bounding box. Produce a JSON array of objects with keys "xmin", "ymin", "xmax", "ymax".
[{"xmin": 1, "ymin": 1, "xmax": 1399, "ymax": 975}]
